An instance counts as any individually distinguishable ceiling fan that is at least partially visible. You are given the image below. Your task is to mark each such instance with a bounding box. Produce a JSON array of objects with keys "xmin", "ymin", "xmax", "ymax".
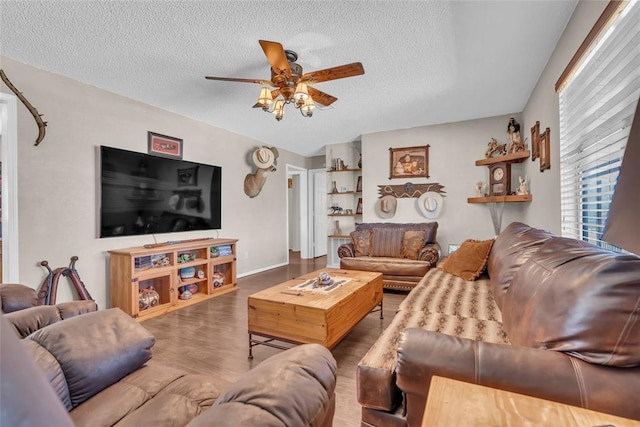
[{"xmin": 205, "ymin": 40, "xmax": 365, "ymax": 121}]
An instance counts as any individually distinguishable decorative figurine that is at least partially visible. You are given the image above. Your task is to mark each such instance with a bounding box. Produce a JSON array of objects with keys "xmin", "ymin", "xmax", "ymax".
[
  {"xmin": 475, "ymin": 181, "xmax": 486, "ymax": 197},
  {"xmin": 485, "ymin": 138, "xmax": 507, "ymax": 158},
  {"xmin": 507, "ymin": 117, "xmax": 526, "ymax": 153},
  {"xmin": 516, "ymin": 176, "xmax": 529, "ymax": 195}
]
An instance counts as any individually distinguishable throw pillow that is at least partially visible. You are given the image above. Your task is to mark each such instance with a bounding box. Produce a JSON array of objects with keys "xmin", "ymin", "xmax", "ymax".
[
  {"xmin": 401, "ymin": 230, "xmax": 428, "ymax": 260},
  {"xmin": 441, "ymin": 238, "xmax": 495, "ymax": 281},
  {"xmin": 370, "ymin": 228, "xmax": 405, "ymax": 258},
  {"xmin": 350, "ymin": 230, "xmax": 372, "ymax": 257}
]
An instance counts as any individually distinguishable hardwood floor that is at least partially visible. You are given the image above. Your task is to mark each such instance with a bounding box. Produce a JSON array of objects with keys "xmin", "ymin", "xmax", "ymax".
[{"xmin": 142, "ymin": 251, "xmax": 405, "ymax": 427}]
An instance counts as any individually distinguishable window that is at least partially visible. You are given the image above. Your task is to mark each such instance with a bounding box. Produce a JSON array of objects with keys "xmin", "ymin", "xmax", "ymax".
[{"xmin": 559, "ymin": 1, "xmax": 640, "ymax": 250}]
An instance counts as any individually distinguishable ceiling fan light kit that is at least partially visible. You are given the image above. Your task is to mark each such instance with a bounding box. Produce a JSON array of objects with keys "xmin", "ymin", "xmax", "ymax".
[{"xmin": 206, "ymin": 40, "xmax": 364, "ymax": 122}]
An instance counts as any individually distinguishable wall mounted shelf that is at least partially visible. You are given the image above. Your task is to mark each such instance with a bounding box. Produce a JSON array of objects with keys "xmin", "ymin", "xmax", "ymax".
[
  {"xmin": 475, "ymin": 151, "xmax": 530, "ymax": 166},
  {"xmin": 467, "ymin": 195, "xmax": 532, "ymax": 203}
]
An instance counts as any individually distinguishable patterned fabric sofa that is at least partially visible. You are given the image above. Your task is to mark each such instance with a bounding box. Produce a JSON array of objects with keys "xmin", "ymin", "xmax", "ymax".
[
  {"xmin": 338, "ymin": 222, "xmax": 441, "ymax": 291},
  {"xmin": 357, "ymin": 222, "xmax": 640, "ymax": 426}
]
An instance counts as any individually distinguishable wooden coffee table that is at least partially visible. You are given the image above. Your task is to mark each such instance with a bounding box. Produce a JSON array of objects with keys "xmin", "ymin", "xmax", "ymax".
[{"xmin": 247, "ymin": 268, "xmax": 383, "ymax": 358}]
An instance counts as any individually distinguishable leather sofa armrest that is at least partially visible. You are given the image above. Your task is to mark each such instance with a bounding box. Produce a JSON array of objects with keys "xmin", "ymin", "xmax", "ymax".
[
  {"xmin": 187, "ymin": 343, "xmax": 337, "ymax": 427},
  {"xmin": 337, "ymin": 242, "xmax": 355, "ymax": 258},
  {"xmin": 396, "ymin": 328, "xmax": 640, "ymax": 426},
  {"xmin": 3, "ymin": 301, "xmax": 97, "ymax": 338},
  {"xmin": 0, "ymin": 283, "xmax": 38, "ymax": 313},
  {"xmin": 1, "ymin": 316, "xmax": 75, "ymax": 427}
]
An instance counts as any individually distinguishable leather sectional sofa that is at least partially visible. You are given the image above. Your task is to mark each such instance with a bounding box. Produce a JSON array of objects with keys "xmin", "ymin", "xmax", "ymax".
[
  {"xmin": 338, "ymin": 222, "xmax": 441, "ymax": 291},
  {"xmin": 1, "ymin": 307, "xmax": 337, "ymax": 427},
  {"xmin": 357, "ymin": 222, "xmax": 640, "ymax": 426}
]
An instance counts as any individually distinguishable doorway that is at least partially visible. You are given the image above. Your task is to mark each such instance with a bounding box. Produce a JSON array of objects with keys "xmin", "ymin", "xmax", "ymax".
[
  {"xmin": 285, "ymin": 164, "xmax": 309, "ymax": 261},
  {"xmin": 0, "ymin": 93, "xmax": 19, "ymax": 282}
]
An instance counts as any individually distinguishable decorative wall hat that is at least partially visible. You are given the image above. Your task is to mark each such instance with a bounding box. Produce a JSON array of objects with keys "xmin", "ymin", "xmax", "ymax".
[
  {"xmin": 252, "ymin": 146, "xmax": 277, "ymax": 169},
  {"xmin": 376, "ymin": 195, "xmax": 397, "ymax": 218},
  {"xmin": 417, "ymin": 191, "xmax": 443, "ymax": 219}
]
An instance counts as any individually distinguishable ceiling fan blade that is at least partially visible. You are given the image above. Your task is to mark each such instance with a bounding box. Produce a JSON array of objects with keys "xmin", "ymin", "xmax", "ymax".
[
  {"xmin": 205, "ymin": 76, "xmax": 273, "ymax": 85},
  {"xmin": 301, "ymin": 62, "xmax": 364, "ymax": 84},
  {"xmin": 259, "ymin": 40, "xmax": 292, "ymax": 78},
  {"xmin": 308, "ymin": 86, "xmax": 338, "ymax": 107}
]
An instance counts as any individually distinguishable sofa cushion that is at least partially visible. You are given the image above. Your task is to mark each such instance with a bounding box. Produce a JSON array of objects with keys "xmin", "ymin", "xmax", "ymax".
[
  {"xmin": 70, "ymin": 364, "xmax": 219, "ymax": 427},
  {"xmin": 487, "ymin": 222, "xmax": 555, "ymax": 309},
  {"xmin": 441, "ymin": 239, "xmax": 494, "ymax": 281},
  {"xmin": 370, "ymin": 228, "xmax": 405, "ymax": 258},
  {"xmin": 502, "ymin": 237, "xmax": 640, "ymax": 367},
  {"xmin": 357, "ymin": 222, "xmax": 438, "ymax": 244},
  {"xmin": 350, "ymin": 229, "xmax": 373, "ymax": 257},
  {"xmin": 401, "ymin": 230, "xmax": 428, "ymax": 260},
  {"xmin": 340, "ymin": 256, "xmax": 432, "ymax": 278},
  {"xmin": 29, "ymin": 308, "xmax": 155, "ymax": 407},
  {"xmin": 399, "ymin": 269, "xmax": 502, "ymax": 322}
]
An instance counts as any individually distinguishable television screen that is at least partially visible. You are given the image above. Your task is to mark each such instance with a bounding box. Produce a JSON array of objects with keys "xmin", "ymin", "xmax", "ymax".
[{"xmin": 100, "ymin": 146, "xmax": 221, "ymax": 238}]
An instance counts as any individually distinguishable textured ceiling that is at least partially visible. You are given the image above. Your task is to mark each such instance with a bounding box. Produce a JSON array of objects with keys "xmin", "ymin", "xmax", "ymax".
[{"xmin": 0, "ymin": 1, "xmax": 577, "ymax": 156}]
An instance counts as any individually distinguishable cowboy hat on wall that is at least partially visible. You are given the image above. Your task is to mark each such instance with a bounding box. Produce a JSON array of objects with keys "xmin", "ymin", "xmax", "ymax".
[
  {"xmin": 376, "ymin": 195, "xmax": 397, "ymax": 219},
  {"xmin": 244, "ymin": 146, "xmax": 279, "ymax": 198}
]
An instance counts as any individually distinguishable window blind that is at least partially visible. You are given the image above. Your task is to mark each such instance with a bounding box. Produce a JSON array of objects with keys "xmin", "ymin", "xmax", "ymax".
[{"xmin": 559, "ymin": 0, "xmax": 640, "ymax": 250}]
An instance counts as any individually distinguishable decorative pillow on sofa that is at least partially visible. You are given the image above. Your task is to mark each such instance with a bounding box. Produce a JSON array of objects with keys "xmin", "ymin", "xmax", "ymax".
[
  {"xmin": 370, "ymin": 228, "xmax": 405, "ymax": 258},
  {"xmin": 440, "ymin": 239, "xmax": 494, "ymax": 281},
  {"xmin": 350, "ymin": 230, "xmax": 373, "ymax": 257},
  {"xmin": 401, "ymin": 230, "xmax": 428, "ymax": 260}
]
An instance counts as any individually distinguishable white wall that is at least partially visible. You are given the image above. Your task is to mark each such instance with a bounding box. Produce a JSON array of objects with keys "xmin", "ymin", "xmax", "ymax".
[
  {"xmin": 361, "ymin": 0, "xmax": 606, "ymax": 246},
  {"xmin": 0, "ymin": 56, "xmax": 313, "ymax": 309},
  {"xmin": 520, "ymin": 0, "xmax": 607, "ymax": 234},
  {"xmin": 362, "ymin": 114, "xmax": 528, "ymax": 253}
]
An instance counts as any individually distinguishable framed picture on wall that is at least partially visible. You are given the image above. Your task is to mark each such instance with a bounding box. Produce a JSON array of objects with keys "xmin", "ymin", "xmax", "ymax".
[
  {"xmin": 530, "ymin": 121, "xmax": 540, "ymax": 161},
  {"xmin": 539, "ymin": 127, "xmax": 551, "ymax": 172},
  {"xmin": 389, "ymin": 145, "xmax": 430, "ymax": 179},
  {"xmin": 148, "ymin": 131, "xmax": 183, "ymax": 159}
]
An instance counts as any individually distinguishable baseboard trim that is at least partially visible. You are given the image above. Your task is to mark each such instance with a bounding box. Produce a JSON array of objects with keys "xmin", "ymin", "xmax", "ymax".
[{"xmin": 238, "ymin": 261, "xmax": 289, "ymax": 278}]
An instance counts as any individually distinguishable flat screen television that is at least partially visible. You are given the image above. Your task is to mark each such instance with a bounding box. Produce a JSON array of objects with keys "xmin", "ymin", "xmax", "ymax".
[{"xmin": 100, "ymin": 146, "xmax": 222, "ymax": 238}]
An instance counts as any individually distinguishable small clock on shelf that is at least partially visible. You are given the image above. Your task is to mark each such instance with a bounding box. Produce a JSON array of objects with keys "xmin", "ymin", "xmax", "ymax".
[{"xmin": 489, "ymin": 162, "xmax": 511, "ymax": 196}]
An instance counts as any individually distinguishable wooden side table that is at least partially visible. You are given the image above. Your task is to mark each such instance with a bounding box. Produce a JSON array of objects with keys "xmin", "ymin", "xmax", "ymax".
[{"xmin": 422, "ymin": 376, "xmax": 639, "ymax": 426}]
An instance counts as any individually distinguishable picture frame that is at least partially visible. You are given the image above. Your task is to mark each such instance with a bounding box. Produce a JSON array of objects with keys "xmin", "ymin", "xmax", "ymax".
[
  {"xmin": 389, "ymin": 145, "xmax": 430, "ymax": 179},
  {"xmin": 177, "ymin": 166, "xmax": 198, "ymax": 187},
  {"xmin": 539, "ymin": 127, "xmax": 551, "ymax": 172},
  {"xmin": 530, "ymin": 121, "xmax": 540, "ymax": 161},
  {"xmin": 356, "ymin": 197, "xmax": 363, "ymax": 214},
  {"xmin": 356, "ymin": 176, "xmax": 363, "ymax": 192},
  {"xmin": 148, "ymin": 131, "xmax": 183, "ymax": 159}
]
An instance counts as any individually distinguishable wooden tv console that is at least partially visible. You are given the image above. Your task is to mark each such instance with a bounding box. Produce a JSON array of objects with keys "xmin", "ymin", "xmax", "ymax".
[{"xmin": 109, "ymin": 238, "xmax": 237, "ymax": 321}]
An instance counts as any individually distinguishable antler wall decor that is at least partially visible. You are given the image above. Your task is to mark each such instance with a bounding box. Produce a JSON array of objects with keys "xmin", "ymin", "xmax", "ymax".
[
  {"xmin": 0, "ymin": 69, "xmax": 48, "ymax": 145},
  {"xmin": 377, "ymin": 182, "xmax": 446, "ymax": 199}
]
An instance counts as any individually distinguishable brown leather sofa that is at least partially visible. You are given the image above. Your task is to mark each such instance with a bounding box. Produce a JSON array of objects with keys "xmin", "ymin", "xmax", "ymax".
[
  {"xmin": 1, "ymin": 307, "xmax": 337, "ymax": 427},
  {"xmin": 338, "ymin": 222, "xmax": 441, "ymax": 291},
  {"xmin": 358, "ymin": 222, "xmax": 640, "ymax": 426}
]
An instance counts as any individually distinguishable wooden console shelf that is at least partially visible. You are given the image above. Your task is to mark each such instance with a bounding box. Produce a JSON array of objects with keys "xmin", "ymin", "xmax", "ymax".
[
  {"xmin": 109, "ymin": 238, "xmax": 238, "ymax": 321},
  {"xmin": 475, "ymin": 151, "xmax": 530, "ymax": 166},
  {"xmin": 467, "ymin": 195, "xmax": 532, "ymax": 203}
]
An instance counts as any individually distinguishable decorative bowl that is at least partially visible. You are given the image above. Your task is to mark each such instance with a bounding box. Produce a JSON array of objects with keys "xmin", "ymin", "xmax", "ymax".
[
  {"xmin": 179, "ymin": 266, "xmax": 196, "ymax": 279},
  {"xmin": 317, "ymin": 272, "xmax": 332, "ymax": 286}
]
